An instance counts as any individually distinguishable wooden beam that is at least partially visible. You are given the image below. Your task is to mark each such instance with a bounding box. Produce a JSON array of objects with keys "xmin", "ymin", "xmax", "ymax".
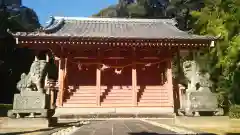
[{"xmin": 132, "ymin": 48, "xmax": 137, "ymax": 106}]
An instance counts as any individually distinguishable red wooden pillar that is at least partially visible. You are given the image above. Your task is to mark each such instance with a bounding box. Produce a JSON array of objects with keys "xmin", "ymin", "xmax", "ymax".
[
  {"xmin": 167, "ymin": 58, "xmax": 174, "ymax": 108},
  {"xmin": 58, "ymin": 57, "xmax": 66, "ymax": 106},
  {"xmin": 132, "ymin": 65, "xmax": 137, "ymax": 106},
  {"xmin": 96, "ymin": 66, "xmax": 101, "ymax": 106},
  {"xmin": 96, "ymin": 48, "xmax": 101, "ymax": 106},
  {"xmin": 132, "ymin": 48, "xmax": 137, "ymax": 106}
]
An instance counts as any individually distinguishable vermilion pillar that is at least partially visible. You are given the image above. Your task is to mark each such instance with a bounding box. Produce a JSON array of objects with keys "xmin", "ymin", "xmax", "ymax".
[
  {"xmin": 167, "ymin": 59, "xmax": 174, "ymax": 108},
  {"xmin": 96, "ymin": 66, "xmax": 101, "ymax": 106},
  {"xmin": 58, "ymin": 57, "xmax": 66, "ymax": 106},
  {"xmin": 132, "ymin": 48, "xmax": 137, "ymax": 106},
  {"xmin": 132, "ymin": 64, "xmax": 137, "ymax": 106},
  {"xmin": 64, "ymin": 58, "xmax": 68, "ymax": 99},
  {"xmin": 96, "ymin": 48, "xmax": 101, "ymax": 106}
]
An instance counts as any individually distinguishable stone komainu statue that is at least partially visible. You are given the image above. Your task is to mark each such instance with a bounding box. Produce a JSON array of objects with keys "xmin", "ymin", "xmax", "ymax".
[
  {"xmin": 178, "ymin": 60, "xmax": 223, "ymax": 116},
  {"xmin": 182, "ymin": 60, "xmax": 212, "ymax": 92},
  {"xmin": 17, "ymin": 59, "xmax": 49, "ymax": 93},
  {"xmin": 8, "ymin": 59, "xmax": 53, "ymax": 118}
]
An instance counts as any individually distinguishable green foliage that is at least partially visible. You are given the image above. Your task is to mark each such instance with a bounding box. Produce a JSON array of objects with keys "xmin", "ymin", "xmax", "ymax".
[
  {"xmin": 229, "ymin": 105, "xmax": 240, "ymax": 119},
  {"xmin": 191, "ymin": 0, "xmax": 240, "ymax": 105},
  {"xmin": 127, "ymin": 2, "xmax": 146, "ymax": 17},
  {"xmin": 93, "ymin": 0, "xmax": 171, "ymax": 18},
  {"xmin": 92, "ymin": 5, "xmax": 118, "ymax": 17}
]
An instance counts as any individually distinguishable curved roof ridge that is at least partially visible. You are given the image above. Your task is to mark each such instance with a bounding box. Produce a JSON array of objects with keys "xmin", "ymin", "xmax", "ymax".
[
  {"xmin": 53, "ymin": 16, "xmax": 177, "ymax": 24},
  {"xmin": 12, "ymin": 16, "xmax": 216, "ymax": 41}
]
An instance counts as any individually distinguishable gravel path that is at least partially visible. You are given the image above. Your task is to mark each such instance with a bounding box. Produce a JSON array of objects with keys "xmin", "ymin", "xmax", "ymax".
[{"xmin": 71, "ymin": 120, "xmax": 176, "ymax": 135}]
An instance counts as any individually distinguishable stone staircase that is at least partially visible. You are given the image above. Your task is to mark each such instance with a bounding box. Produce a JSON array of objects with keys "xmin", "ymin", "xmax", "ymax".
[
  {"xmin": 101, "ymin": 86, "xmax": 133, "ymax": 107},
  {"xmin": 138, "ymin": 86, "xmax": 170, "ymax": 107},
  {"xmin": 61, "ymin": 86, "xmax": 171, "ymax": 107},
  {"xmin": 63, "ymin": 86, "xmax": 104, "ymax": 107}
]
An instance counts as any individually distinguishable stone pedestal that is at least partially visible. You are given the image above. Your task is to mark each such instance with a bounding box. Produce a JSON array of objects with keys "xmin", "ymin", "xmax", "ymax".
[
  {"xmin": 7, "ymin": 91, "xmax": 50, "ymax": 118},
  {"xmin": 6, "ymin": 91, "xmax": 54, "ymax": 128},
  {"xmin": 1, "ymin": 118, "xmax": 50, "ymax": 128},
  {"xmin": 178, "ymin": 91, "xmax": 223, "ymax": 116}
]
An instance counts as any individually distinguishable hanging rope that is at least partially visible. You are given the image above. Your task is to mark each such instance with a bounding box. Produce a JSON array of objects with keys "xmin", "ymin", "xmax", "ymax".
[{"xmin": 47, "ymin": 43, "xmax": 170, "ymax": 74}]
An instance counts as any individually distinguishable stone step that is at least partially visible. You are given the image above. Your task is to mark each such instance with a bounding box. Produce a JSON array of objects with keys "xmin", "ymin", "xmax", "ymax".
[
  {"xmin": 139, "ymin": 86, "xmax": 167, "ymax": 89},
  {"xmin": 137, "ymin": 103, "xmax": 170, "ymax": 107},
  {"xmin": 102, "ymin": 86, "xmax": 133, "ymax": 90},
  {"xmin": 72, "ymin": 93, "xmax": 100, "ymax": 96},
  {"xmin": 140, "ymin": 96, "xmax": 169, "ymax": 100},
  {"xmin": 100, "ymin": 103, "xmax": 133, "ymax": 107},
  {"xmin": 78, "ymin": 86, "xmax": 133, "ymax": 90},
  {"xmin": 103, "ymin": 99, "xmax": 132, "ymax": 104},
  {"xmin": 107, "ymin": 93, "xmax": 132, "ymax": 97},
  {"xmin": 66, "ymin": 100, "xmax": 97, "ymax": 104},
  {"xmin": 70, "ymin": 96, "xmax": 97, "ymax": 100},
  {"xmin": 75, "ymin": 90, "xmax": 105, "ymax": 93},
  {"xmin": 140, "ymin": 89, "xmax": 167, "ymax": 93},
  {"xmin": 140, "ymin": 92, "xmax": 169, "ymax": 96},
  {"xmin": 105, "ymin": 96, "xmax": 132, "ymax": 100},
  {"xmin": 108, "ymin": 89, "xmax": 132, "ymax": 92},
  {"xmin": 62, "ymin": 103, "xmax": 97, "ymax": 107},
  {"xmin": 138, "ymin": 99, "xmax": 169, "ymax": 103}
]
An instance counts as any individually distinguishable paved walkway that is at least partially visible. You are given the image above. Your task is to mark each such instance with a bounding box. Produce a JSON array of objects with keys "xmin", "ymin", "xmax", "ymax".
[{"xmin": 71, "ymin": 120, "xmax": 176, "ymax": 135}]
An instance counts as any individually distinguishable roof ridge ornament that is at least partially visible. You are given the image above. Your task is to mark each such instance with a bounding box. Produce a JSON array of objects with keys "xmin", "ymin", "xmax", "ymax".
[
  {"xmin": 44, "ymin": 16, "xmax": 55, "ymax": 29},
  {"xmin": 53, "ymin": 16, "xmax": 177, "ymax": 24},
  {"xmin": 43, "ymin": 17, "xmax": 65, "ymax": 34}
]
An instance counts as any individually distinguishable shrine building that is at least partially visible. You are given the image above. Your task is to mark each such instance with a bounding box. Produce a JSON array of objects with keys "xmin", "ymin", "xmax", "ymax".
[{"xmin": 13, "ymin": 17, "xmax": 215, "ymax": 116}]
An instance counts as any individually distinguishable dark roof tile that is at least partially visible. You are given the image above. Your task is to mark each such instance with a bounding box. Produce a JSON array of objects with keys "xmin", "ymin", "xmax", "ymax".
[{"xmin": 12, "ymin": 16, "xmax": 215, "ymax": 40}]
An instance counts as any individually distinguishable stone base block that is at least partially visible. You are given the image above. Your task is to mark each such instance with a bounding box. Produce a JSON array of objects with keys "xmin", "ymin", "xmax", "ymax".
[
  {"xmin": 1, "ymin": 118, "xmax": 50, "ymax": 128},
  {"xmin": 13, "ymin": 93, "xmax": 48, "ymax": 110},
  {"xmin": 8, "ymin": 109, "xmax": 48, "ymax": 118}
]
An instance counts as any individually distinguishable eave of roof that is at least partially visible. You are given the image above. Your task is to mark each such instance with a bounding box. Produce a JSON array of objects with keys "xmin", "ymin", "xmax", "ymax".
[{"xmin": 12, "ymin": 16, "xmax": 217, "ymax": 41}]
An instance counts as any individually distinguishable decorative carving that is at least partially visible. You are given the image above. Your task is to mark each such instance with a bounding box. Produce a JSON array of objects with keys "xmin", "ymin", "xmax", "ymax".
[{"xmin": 182, "ymin": 60, "xmax": 212, "ymax": 92}]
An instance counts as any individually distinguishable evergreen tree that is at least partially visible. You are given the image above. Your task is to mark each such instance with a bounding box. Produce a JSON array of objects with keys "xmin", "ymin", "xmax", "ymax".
[
  {"xmin": 191, "ymin": 0, "xmax": 240, "ymax": 105},
  {"xmin": 0, "ymin": 0, "xmax": 41, "ymax": 103}
]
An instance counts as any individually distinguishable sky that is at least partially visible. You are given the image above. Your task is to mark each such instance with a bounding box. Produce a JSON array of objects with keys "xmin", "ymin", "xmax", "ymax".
[{"xmin": 23, "ymin": 0, "xmax": 118, "ymax": 25}]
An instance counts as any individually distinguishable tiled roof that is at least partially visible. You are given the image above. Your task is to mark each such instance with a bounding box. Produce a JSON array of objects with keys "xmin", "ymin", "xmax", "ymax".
[{"xmin": 12, "ymin": 16, "xmax": 215, "ymax": 40}]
